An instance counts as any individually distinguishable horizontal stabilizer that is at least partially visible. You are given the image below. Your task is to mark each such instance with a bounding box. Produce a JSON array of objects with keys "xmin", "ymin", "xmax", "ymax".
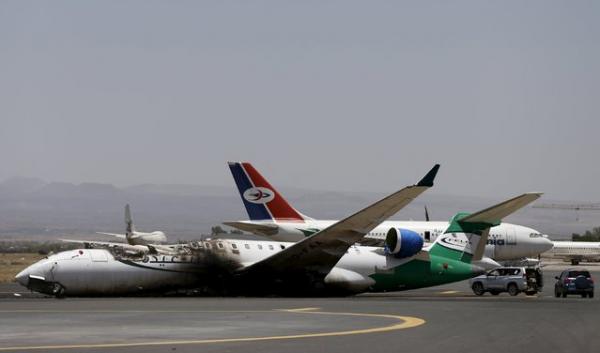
[
  {"xmin": 222, "ymin": 222, "xmax": 279, "ymax": 236},
  {"xmin": 459, "ymin": 192, "xmax": 543, "ymax": 224},
  {"xmin": 96, "ymin": 232, "xmax": 126, "ymax": 239}
]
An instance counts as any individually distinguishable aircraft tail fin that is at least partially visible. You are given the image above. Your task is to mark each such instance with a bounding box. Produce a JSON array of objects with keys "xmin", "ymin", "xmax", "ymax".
[
  {"xmin": 429, "ymin": 193, "xmax": 542, "ymax": 263},
  {"xmin": 227, "ymin": 162, "xmax": 308, "ymax": 222},
  {"xmin": 125, "ymin": 204, "xmax": 135, "ymax": 242}
]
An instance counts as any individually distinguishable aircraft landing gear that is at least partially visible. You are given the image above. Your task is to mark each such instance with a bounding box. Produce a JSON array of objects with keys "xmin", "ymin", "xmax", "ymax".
[{"xmin": 52, "ymin": 283, "xmax": 66, "ymax": 298}]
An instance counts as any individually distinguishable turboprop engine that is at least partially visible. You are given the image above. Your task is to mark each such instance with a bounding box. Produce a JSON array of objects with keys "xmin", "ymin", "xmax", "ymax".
[{"xmin": 384, "ymin": 228, "xmax": 424, "ymax": 258}]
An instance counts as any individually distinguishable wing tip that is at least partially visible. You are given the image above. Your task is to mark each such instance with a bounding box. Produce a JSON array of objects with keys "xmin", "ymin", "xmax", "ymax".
[{"xmin": 416, "ymin": 164, "xmax": 440, "ymax": 187}]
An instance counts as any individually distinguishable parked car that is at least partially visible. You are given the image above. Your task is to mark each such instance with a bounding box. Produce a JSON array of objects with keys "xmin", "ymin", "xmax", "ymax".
[
  {"xmin": 469, "ymin": 267, "xmax": 543, "ymax": 296},
  {"xmin": 554, "ymin": 269, "xmax": 594, "ymax": 298}
]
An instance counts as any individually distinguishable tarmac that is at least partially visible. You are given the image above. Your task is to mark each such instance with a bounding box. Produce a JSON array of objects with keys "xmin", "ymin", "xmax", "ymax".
[{"xmin": 0, "ymin": 263, "xmax": 598, "ymax": 353}]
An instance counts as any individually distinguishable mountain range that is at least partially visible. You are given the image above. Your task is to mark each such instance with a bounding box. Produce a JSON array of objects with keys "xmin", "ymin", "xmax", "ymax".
[{"xmin": 0, "ymin": 177, "xmax": 596, "ymax": 241}]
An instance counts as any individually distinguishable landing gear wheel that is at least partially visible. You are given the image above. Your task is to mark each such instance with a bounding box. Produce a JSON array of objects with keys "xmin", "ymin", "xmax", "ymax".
[
  {"xmin": 507, "ymin": 283, "xmax": 519, "ymax": 296},
  {"xmin": 472, "ymin": 282, "xmax": 484, "ymax": 296},
  {"xmin": 52, "ymin": 283, "xmax": 65, "ymax": 299}
]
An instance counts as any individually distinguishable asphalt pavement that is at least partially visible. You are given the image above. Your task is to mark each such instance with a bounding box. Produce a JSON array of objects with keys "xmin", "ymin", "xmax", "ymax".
[{"xmin": 0, "ymin": 264, "xmax": 598, "ymax": 353}]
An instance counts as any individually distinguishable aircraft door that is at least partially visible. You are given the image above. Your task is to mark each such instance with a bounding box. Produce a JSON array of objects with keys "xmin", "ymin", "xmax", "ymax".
[
  {"xmin": 484, "ymin": 243, "xmax": 495, "ymax": 259},
  {"xmin": 506, "ymin": 228, "xmax": 517, "ymax": 246}
]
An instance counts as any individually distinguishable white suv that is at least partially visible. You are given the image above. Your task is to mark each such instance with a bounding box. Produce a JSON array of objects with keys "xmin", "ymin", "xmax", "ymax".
[{"xmin": 469, "ymin": 267, "xmax": 543, "ymax": 296}]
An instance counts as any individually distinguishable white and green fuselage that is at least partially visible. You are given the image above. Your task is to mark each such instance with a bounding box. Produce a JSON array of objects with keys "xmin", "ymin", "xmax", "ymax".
[{"xmin": 15, "ymin": 235, "xmax": 483, "ymax": 296}]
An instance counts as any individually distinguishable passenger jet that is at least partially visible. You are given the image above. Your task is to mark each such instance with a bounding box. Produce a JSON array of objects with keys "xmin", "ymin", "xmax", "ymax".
[{"xmin": 225, "ymin": 162, "xmax": 552, "ymax": 262}]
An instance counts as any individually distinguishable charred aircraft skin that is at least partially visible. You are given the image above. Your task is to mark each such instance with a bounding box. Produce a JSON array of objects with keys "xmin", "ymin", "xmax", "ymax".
[{"xmin": 15, "ymin": 240, "xmax": 242, "ymax": 297}]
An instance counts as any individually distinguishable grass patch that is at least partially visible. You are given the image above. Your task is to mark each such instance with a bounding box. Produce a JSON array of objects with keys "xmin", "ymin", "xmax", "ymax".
[{"xmin": 0, "ymin": 253, "xmax": 43, "ymax": 283}]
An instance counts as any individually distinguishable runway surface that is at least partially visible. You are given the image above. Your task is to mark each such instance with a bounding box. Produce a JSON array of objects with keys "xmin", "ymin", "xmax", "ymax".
[{"xmin": 0, "ymin": 266, "xmax": 598, "ymax": 353}]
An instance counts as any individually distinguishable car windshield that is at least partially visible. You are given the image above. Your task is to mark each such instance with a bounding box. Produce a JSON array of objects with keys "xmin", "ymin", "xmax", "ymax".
[{"xmin": 568, "ymin": 271, "xmax": 591, "ymax": 278}]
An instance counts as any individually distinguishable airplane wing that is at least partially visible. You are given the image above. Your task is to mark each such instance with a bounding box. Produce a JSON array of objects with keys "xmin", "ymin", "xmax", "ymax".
[
  {"xmin": 222, "ymin": 222, "xmax": 279, "ymax": 236},
  {"xmin": 238, "ymin": 164, "xmax": 440, "ymax": 277},
  {"xmin": 96, "ymin": 232, "xmax": 127, "ymax": 239},
  {"xmin": 358, "ymin": 237, "xmax": 386, "ymax": 247}
]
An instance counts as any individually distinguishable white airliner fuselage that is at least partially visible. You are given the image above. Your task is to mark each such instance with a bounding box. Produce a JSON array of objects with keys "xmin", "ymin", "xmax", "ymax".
[
  {"xmin": 15, "ymin": 249, "xmax": 201, "ymax": 296},
  {"xmin": 226, "ymin": 162, "xmax": 552, "ymax": 262},
  {"xmin": 227, "ymin": 220, "xmax": 553, "ymax": 261},
  {"xmin": 543, "ymin": 241, "xmax": 600, "ymax": 265}
]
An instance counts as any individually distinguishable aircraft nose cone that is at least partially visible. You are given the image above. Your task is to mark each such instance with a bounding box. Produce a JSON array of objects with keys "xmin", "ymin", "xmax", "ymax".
[
  {"xmin": 539, "ymin": 237, "xmax": 554, "ymax": 253},
  {"xmin": 14, "ymin": 269, "xmax": 30, "ymax": 287}
]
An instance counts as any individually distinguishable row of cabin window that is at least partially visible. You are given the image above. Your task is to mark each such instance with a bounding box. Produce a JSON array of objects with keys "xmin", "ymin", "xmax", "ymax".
[{"xmin": 230, "ymin": 243, "xmax": 286, "ymax": 251}]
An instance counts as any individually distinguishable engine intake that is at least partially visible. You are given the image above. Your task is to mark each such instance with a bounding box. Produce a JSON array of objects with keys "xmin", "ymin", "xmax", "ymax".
[{"xmin": 385, "ymin": 228, "xmax": 424, "ymax": 258}]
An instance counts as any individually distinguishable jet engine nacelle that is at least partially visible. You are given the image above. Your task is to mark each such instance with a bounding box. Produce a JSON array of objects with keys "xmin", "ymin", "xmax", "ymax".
[{"xmin": 385, "ymin": 228, "xmax": 424, "ymax": 258}]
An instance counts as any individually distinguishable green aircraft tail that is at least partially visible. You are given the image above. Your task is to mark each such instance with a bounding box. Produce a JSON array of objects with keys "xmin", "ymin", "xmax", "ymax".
[{"xmin": 428, "ymin": 193, "xmax": 543, "ymax": 263}]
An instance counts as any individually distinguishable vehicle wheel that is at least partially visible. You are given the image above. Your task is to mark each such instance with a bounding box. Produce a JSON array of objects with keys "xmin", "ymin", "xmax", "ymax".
[
  {"xmin": 581, "ymin": 293, "xmax": 587, "ymax": 298},
  {"xmin": 490, "ymin": 291, "xmax": 500, "ymax": 296},
  {"xmin": 472, "ymin": 282, "xmax": 484, "ymax": 296},
  {"xmin": 554, "ymin": 288, "xmax": 560, "ymax": 298},
  {"xmin": 507, "ymin": 283, "xmax": 519, "ymax": 296},
  {"xmin": 561, "ymin": 289, "xmax": 567, "ymax": 298},
  {"xmin": 589, "ymin": 292, "xmax": 594, "ymax": 299}
]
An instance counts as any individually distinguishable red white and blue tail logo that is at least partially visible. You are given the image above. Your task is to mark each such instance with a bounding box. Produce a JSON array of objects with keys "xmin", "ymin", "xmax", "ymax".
[
  {"xmin": 228, "ymin": 162, "xmax": 306, "ymax": 222},
  {"xmin": 243, "ymin": 187, "xmax": 275, "ymax": 204}
]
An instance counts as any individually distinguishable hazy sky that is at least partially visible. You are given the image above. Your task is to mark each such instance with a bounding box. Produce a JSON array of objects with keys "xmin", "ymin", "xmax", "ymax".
[{"xmin": 1, "ymin": 1, "xmax": 599, "ymax": 200}]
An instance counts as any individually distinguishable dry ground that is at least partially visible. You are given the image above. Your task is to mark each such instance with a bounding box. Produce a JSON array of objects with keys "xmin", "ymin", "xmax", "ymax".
[{"xmin": 0, "ymin": 253, "xmax": 43, "ymax": 283}]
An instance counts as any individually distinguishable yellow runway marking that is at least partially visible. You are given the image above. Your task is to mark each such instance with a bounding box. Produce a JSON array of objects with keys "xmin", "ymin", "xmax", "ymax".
[
  {"xmin": 439, "ymin": 290, "xmax": 459, "ymax": 294},
  {"xmin": 0, "ymin": 308, "xmax": 425, "ymax": 351},
  {"xmin": 281, "ymin": 307, "xmax": 321, "ymax": 312}
]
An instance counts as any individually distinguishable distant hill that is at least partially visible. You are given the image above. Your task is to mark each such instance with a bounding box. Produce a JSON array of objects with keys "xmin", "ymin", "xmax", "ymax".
[{"xmin": 0, "ymin": 177, "xmax": 596, "ymax": 241}]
